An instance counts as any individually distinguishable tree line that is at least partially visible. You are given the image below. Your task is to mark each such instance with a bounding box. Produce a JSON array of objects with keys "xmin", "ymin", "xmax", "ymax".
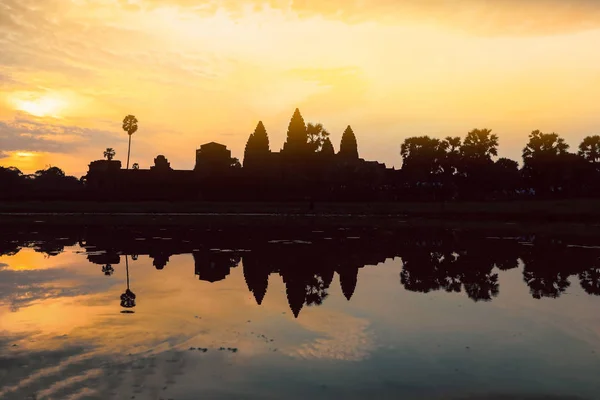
[{"xmin": 397, "ymin": 129, "xmax": 600, "ymax": 200}]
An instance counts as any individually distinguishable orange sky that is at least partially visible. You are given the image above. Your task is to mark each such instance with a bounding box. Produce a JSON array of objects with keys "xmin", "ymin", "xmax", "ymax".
[{"xmin": 1, "ymin": 0, "xmax": 600, "ymax": 177}]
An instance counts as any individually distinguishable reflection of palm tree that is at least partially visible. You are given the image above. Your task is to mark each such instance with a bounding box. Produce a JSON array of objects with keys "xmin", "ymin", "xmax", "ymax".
[
  {"xmin": 120, "ymin": 255, "xmax": 136, "ymax": 309},
  {"xmin": 305, "ymin": 274, "xmax": 329, "ymax": 306},
  {"xmin": 102, "ymin": 264, "xmax": 114, "ymax": 276}
]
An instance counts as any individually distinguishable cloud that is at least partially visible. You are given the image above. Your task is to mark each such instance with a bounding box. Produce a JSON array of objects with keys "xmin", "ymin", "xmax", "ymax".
[
  {"xmin": 0, "ymin": 115, "xmax": 124, "ymax": 154},
  {"xmin": 137, "ymin": 0, "xmax": 600, "ymax": 36},
  {"xmin": 0, "ymin": 151, "xmax": 9, "ymax": 159}
]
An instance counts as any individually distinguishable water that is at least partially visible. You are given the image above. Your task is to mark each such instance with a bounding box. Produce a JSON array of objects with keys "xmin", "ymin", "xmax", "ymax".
[{"xmin": 1, "ymin": 225, "xmax": 600, "ymax": 400}]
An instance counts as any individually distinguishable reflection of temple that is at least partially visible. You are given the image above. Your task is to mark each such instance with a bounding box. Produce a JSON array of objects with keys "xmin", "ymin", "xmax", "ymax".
[
  {"xmin": 4, "ymin": 224, "xmax": 600, "ymax": 316},
  {"xmin": 194, "ymin": 251, "xmax": 241, "ymax": 283}
]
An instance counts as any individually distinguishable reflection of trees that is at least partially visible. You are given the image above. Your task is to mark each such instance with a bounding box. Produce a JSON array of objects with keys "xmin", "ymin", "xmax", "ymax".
[
  {"xmin": 462, "ymin": 269, "xmax": 499, "ymax": 302},
  {"xmin": 305, "ymin": 274, "xmax": 330, "ymax": 306},
  {"xmin": 521, "ymin": 240, "xmax": 572, "ymax": 299},
  {"xmin": 579, "ymin": 258, "xmax": 600, "ymax": 296},
  {"xmin": 400, "ymin": 249, "xmax": 442, "ymax": 293}
]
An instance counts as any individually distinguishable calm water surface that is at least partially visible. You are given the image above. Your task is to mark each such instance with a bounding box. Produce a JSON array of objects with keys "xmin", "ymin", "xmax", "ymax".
[{"xmin": 1, "ymin": 225, "xmax": 600, "ymax": 400}]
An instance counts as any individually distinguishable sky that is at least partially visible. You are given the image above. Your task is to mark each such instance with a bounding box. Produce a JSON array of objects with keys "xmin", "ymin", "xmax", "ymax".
[{"xmin": 1, "ymin": 0, "xmax": 600, "ymax": 177}]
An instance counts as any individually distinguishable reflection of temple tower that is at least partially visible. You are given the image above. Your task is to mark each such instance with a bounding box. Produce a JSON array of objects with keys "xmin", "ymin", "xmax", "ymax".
[
  {"xmin": 150, "ymin": 252, "xmax": 170, "ymax": 270},
  {"xmin": 242, "ymin": 256, "xmax": 269, "ymax": 305},
  {"xmin": 284, "ymin": 276, "xmax": 306, "ymax": 318},
  {"xmin": 193, "ymin": 251, "xmax": 241, "ymax": 283},
  {"xmin": 87, "ymin": 251, "xmax": 121, "ymax": 266},
  {"xmin": 338, "ymin": 266, "xmax": 359, "ymax": 300}
]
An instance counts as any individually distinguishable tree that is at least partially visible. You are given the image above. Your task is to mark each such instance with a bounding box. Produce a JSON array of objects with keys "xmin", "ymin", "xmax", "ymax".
[
  {"xmin": 243, "ymin": 121, "xmax": 270, "ymax": 168},
  {"xmin": 230, "ymin": 157, "xmax": 242, "ymax": 169},
  {"xmin": 282, "ymin": 108, "xmax": 308, "ymax": 155},
  {"xmin": 104, "ymin": 148, "xmax": 116, "ymax": 161},
  {"xmin": 132, "ymin": 163, "xmax": 139, "ymax": 170},
  {"xmin": 440, "ymin": 136, "xmax": 462, "ymax": 177},
  {"xmin": 522, "ymin": 130, "xmax": 570, "ymax": 195},
  {"xmin": 122, "ymin": 115, "xmax": 138, "ymax": 169},
  {"xmin": 339, "ymin": 125, "xmax": 358, "ymax": 159},
  {"xmin": 523, "ymin": 130, "xmax": 569, "ymax": 162},
  {"xmin": 461, "ymin": 129, "xmax": 499, "ymax": 162},
  {"xmin": 400, "ymin": 136, "xmax": 445, "ymax": 179},
  {"xmin": 455, "ymin": 129, "xmax": 499, "ymax": 198},
  {"xmin": 578, "ymin": 135, "xmax": 600, "ymax": 164},
  {"xmin": 35, "ymin": 166, "xmax": 66, "ymax": 178},
  {"xmin": 306, "ymin": 122, "xmax": 330, "ymax": 152},
  {"xmin": 492, "ymin": 157, "xmax": 521, "ymax": 196}
]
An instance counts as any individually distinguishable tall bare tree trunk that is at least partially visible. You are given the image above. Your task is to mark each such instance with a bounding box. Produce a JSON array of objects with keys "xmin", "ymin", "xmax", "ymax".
[
  {"xmin": 126, "ymin": 134, "xmax": 132, "ymax": 169},
  {"xmin": 126, "ymin": 254, "xmax": 130, "ymax": 290}
]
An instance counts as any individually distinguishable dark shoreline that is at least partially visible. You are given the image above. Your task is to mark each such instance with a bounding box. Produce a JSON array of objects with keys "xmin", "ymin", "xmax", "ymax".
[
  {"xmin": 1, "ymin": 199, "xmax": 600, "ymax": 238},
  {"xmin": 1, "ymin": 198, "xmax": 600, "ymax": 220}
]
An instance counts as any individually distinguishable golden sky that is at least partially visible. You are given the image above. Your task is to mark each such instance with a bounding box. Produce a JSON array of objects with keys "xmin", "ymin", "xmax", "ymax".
[{"xmin": 1, "ymin": 0, "xmax": 600, "ymax": 176}]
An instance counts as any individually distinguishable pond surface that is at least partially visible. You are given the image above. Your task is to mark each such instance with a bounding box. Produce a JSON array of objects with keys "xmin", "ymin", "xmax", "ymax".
[{"xmin": 1, "ymin": 225, "xmax": 600, "ymax": 400}]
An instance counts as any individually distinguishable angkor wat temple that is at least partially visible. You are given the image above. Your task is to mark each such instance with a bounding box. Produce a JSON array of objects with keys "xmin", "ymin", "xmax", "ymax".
[{"xmin": 85, "ymin": 109, "xmax": 396, "ymax": 201}]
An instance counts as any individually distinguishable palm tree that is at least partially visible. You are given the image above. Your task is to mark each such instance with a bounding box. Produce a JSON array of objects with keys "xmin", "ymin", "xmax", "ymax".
[
  {"xmin": 122, "ymin": 115, "xmax": 138, "ymax": 169},
  {"xmin": 104, "ymin": 148, "xmax": 116, "ymax": 161},
  {"xmin": 132, "ymin": 163, "xmax": 139, "ymax": 170}
]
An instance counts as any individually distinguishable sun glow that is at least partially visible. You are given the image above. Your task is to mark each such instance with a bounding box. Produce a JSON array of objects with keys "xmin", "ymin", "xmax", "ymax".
[
  {"xmin": 12, "ymin": 94, "xmax": 67, "ymax": 118},
  {"xmin": 15, "ymin": 152, "xmax": 36, "ymax": 158}
]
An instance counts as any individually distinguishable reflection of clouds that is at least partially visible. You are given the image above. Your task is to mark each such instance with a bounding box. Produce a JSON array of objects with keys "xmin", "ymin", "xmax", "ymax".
[
  {"xmin": 285, "ymin": 312, "xmax": 374, "ymax": 361},
  {"xmin": 0, "ymin": 251, "xmax": 115, "ymax": 311},
  {"xmin": 0, "ymin": 332, "xmax": 192, "ymax": 400}
]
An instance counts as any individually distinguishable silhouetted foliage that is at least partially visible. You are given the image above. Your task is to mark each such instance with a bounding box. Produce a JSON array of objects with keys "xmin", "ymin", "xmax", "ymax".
[
  {"xmin": 230, "ymin": 157, "xmax": 242, "ymax": 169},
  {"xmin": 307, "ymin": 123, "xmax": 330, "ymax": 153},
  {"xmin": 401, "ymin": 136, "xmax": 445, "ymax": 179},
  {"xmin": 104, "ymin": 148, "xmax": 116, "ymax": 161},
  {"xmin": 579, "ymin": 135, "xmax": 600, "ymax": 164},
  {"xmin": 522, "ymin": 130, "xmax": 576, "ymax": 197},
  {"xmin": 132, "ymin": 163, "xmax": 140, "ymax": 170}
]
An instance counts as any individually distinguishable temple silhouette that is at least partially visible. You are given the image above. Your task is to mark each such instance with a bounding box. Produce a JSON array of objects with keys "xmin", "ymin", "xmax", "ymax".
[
  {"xmin": 83, "ymin": 108, "xmax": 390, "ymax": 201},
  {"xmin": 3, "ymin": 108, "xmax": 600, "ymax": 202}
]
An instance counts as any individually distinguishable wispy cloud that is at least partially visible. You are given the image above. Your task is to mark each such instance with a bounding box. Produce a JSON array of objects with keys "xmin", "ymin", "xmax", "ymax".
[
  {"xmin": 138, "ymin": 0, "xmax": 600, "ymax": 36},
  {"xmin": 0, "ymin": 115, "xmax": 124, "ymax": 154}
]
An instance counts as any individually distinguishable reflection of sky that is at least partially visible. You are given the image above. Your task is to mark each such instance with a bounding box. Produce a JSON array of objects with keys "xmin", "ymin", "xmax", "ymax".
[{"xmin": 1, "ymin": 249, "xmax": 600, "ymax": 399}]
